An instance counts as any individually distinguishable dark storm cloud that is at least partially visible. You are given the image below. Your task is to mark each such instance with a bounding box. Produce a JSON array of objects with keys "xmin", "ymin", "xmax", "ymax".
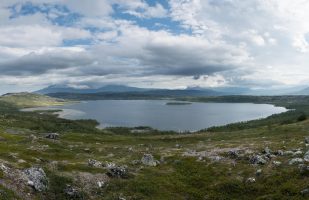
[{"xmin": 0, "ymin": 50, "xmax": 93, "ymax": 75}]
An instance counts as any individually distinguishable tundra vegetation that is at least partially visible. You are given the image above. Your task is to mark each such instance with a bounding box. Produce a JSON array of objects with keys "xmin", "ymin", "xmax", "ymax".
[{"xmin": 0, "ymin": 93, "xmax": 308, "ymax": 199}]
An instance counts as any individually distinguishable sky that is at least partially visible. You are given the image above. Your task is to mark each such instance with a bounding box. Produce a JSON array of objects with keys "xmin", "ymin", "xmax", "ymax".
[{"xmin": 1, "ymin": 0, "xmax": 309, "ymax": 94}]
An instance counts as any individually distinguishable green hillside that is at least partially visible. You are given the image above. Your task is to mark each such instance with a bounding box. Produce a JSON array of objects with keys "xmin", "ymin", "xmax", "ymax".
[{"xmin": 0, "ymin": 92, "xmax": 68, "ymax": 108}]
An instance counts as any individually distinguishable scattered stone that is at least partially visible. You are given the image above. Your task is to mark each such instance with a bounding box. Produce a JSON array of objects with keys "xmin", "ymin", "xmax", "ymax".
[
  {"xmin": 228, "ymin": 150, "xmax": 239, "ymax": 159},
  {"xmin": 64, "ymin": 185, "xmax": 82, "ymax": 199},
  {"xmin": 141, "ymin": 154, "xmax": 159, "ymax": 166},
  {"xmin": 175, "ymin": 144, "xmax": 182, "ymax": 148},
  {"xmin": 301, "ymin": 188, "xmax": 309, "ymax": 196},
  {"xmin": 0, "ymin": 163, "xmax": 9, "ymax": 174},
  {"xmin": 249, "ymin": 155, "xmax": 267, "ymax": 165},
  {"xmin": 284, "ymin": 151, "xmax": 294, "ymax": 156},
  {"xmin": 131, "ymin": 160, "xmax": 141, "ymax": 165},
  {"xmin": 104, "ymin": 162, "xmax": 116, "ymax": 169},
  {"xmin": 246, "ymin": 177, "xmax": 256, "ymax": 183},
  {"xmin": 272, "ymin": 161, "xmax": 282, "ymax": 166},
  {"xmin": 256, "ymin": 169, "xmax": 262, "ymax": 176},
  {"xmin": 45, "ymin": 133, "xmax": 59, "ymax": 140},
  {"xmin": 23, "ymin": 167, "xmax": 48, "ymax": 192},
  {"xmin": 304, "ymin": 150, "xmax": 309, "ymax": 162},
  {"xmin": 293, "ymin": 150, "xmax": 303, "ymax": 156},
  {"xmin": 263, "ymin": 147, "xmax": 271, "ymax": 155},
  {"xmin": 107, "ymin": 165, "xmax": 128, "ymax": 178},
  {"xmin": 276, "ymin": 150, "xmax": 284, "ymax": 156},
  {"xmin": 97, "ymin": 181, "xmax": 105, "ymax": 188},
  {"xmin": 305, "ymin": 136, "xmax": 309, "ymax": 144},
  {"xmin": 88, "ymin": 159, "xmax": 102, "ymax": 168},
  {"xmin": 298, "ymin": 164, "xmax": 309, "ymax": 173},
  {"xmin": 289, "ymin": 158, "xmax": 304, "ymax": 165}
]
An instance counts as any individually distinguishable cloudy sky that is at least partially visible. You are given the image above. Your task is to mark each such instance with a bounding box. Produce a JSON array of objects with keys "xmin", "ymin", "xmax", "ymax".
[{"xmin": 1, "ymin": 0, "xmax": 309, "ymax": 94}]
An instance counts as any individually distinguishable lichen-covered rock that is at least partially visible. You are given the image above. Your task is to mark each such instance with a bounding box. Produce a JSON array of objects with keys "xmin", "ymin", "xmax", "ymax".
[
  {"xmin": 304, "ymin": 150, "xmax": 309, "ymax": 162},
  {"xmin": 263, "ymin": 147, "xmax": 271, "ymax": 155},
  {"xmin": 272, "ymin": 161, "xmax": 282, "ymax": 166},
  {"xmin": 88, "ymin": 159, "xmax": 102, "ymax": 167},
  {"xmin": 64, "ymin": 185, "xmax": 83, "ymax": 199},
  {"xmin": 107, "ymin": 165, "xmax": 128, "ymax": 178},
  {"xmin": 141, "ymin": 154, "xmax": 159, "ymax": 166},
  {"xmin": 305, "ymin": 136, "xmax": 309, "ymax": 144},
  {"xmin": 276, "ymin": 150, "xmax": 284, "ymax": 156},
  {"xmin": 249, "ymin": 155, "xmax": 267, "ymax": 165},
  {"xmin": 289, "ymin": 158, "xmax": 304, "ymax": 165},
  {"xmin": 23, "ymin": 167, "xmax": 48, "ymax": 192},
  {"xmin": 246, "ymin": 177, "xmax": 256, "ymax": 183},
  {"xmin": 45, "ymin": 133, "xmax": 59, "ymax": 140},
  {"xmin": 227, "ymin": 150, "xmax": 239, "ymax": 158}
]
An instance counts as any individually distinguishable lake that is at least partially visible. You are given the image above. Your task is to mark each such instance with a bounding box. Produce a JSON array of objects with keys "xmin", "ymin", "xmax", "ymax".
[{"xmin": 23, "ymin": 100, "xmax": 287, "ymax": 131}]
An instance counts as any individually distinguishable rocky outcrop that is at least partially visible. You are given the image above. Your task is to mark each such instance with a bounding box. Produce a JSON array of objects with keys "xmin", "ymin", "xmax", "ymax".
[
  {"xmin": 45, "ymin": 133, "xmax": 59, "ymax": 140},
  {"xmin": 106, "ymin": 165, "xmax": 128, "ymax": 178},
  {"xmin": 88, "ymin": 159, "xmax": 102, "ymax": 167},
  {"xmin": 289, "ymin": 158, "xmax": 304, "ymax": 165},
  {"xmin": 304, "ymin": 150, "xmax": 309, "ymax": 162},
  {"xmin": 141, "ymin": 154, "xmax": 159, "ymax": 166},
  {"xmin": 23, "ymin": 167, "xmax": 48, "ymax": 192},
  {"xmin": 249, "ymin": 155, "xmax": 267, "ymax": 165}
]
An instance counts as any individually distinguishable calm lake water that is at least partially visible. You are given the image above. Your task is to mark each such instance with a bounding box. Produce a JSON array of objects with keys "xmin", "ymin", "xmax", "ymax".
[{"xmin": 24, "ymin": 100, "xmax": 287, "ymax": 131}]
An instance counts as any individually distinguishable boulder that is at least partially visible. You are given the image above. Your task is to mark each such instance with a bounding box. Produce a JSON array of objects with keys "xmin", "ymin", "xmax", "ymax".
[
  {"xmin": 45, "ymin": 133, "xmax": 59, "ymax": 140},
  {"xmin": 301, "ymin": 188, "xmax": 309, "ymax": 196},
  {"xmin": 293, "ymin": 150, "xmax": 303, "ymax": 156},
  {"xmin": 249, "ymin": 155, "xmax": 267, "ymax": 165},
  {"xmin": 107, "ymin": 165, "xmax": 128, "ymax": 178},
  {"xmin": 272, "ymin": 161, "xmax": 282, "ymax": 166},
  {"xmin": 227, "ymin": 150, "xmax": 239, "ymax": 159},
  {"xmin": 141, "ymin": 154, "xmax": 159, "ymax": 166},
  {"xmin": 88, "ymin": 159, "xmax": 102, "ymax": 168},
  {"xmin": 23, "ymin": 167, "xmax": 48, "ymax": 192},
  {"xmin": 305, "ymin": 136, "xmax": 309, "ymax": 144},
  {"xmin": 263, "ymin": 147, "xmax": 271, "ymax": 155},
  {"xmin": 289, "ymin": 158, "xmax": 304, "ymax": 165},
  {"xmin": 276, "ymin": 150, "xmax": 284, "ymax": 156},
  {"xmin": 64, "ymin": 185, "xmax": 83, "ymax": 199},
  {"xmin": 256, "ymin": 169, "xmax": 262, "ymax": 176},
  {"xmin": 304, "ymin": 150, "xmax": 309, "ymax": 162},
  {"xmin": 246, "ymin": 177, "xmax": 256, "ymax": 183}
]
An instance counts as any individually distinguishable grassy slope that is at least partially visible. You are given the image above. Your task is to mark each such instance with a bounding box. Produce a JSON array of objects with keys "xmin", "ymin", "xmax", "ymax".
[
  {"xmin": 0, "ymin": 92, "xmax": 68, "ymax": 108},
  {"xmin": 0, "ymin": 94, "xmax": 308, "ymax": 199}
]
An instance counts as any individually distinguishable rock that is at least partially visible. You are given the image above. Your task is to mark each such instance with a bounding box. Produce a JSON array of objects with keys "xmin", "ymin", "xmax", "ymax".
[
  {"xmin": 104, "ymin": 162, "xmax": 116, "ymax": 169},
  {"xmin": 284, "ymin": 151, "xmax": 294, "ymax": 156},
  {"xmin": 88, "ymin": 159, "xmax": 102, "ymax": 167},
  {"xmin": 276, "ymin": 150, "xmax": 284, "ymax": 156},
  {"xmin": 45, "ymin": 133, "xmax": 59, "ymax": 140},
  {"xmin": 228, "ymin": 150, "xmax": 239, "ymax": 158},
  {"xmin": 301, "ymin": 188, "xmax": 309, "ymax": 196},
  {"xmin": 272, "ymin": 161, "xmax": 282, "ymax": 166},
  {"xmin": 263, "ymin": 147, "xmax": 271, "ymax": 155},
  {"xmin": 141, "ymin": 154, "xmax": 159, "ymax": 166},
  {"xmin": 23, "ymin": 167, "xmax": 48, "ymax": 192},
  {"xmin": 175, "ymin": 144, "xmax": 182, "ymax": 148},
  {"xmin": 249, "ymin": 155, "xmax": 267, "ymax": 165},
  {"xmin": 246, "ymin": 177, "xmax": 256, "ymax": 183},
  {"xmin": 97, "ymin": 181, "xmax": 105, "ymax": 188},
  {"xmin": 64, "ymin": 185, "xmax": 83, "ymax": 199},
  {"xmin": 107, "ymin": 165, "xmax": 128, "ymax": 178},
  {"xmin": 131, "ymin": 160, "xmax": 141, "ymax": 165},
  {"xmin": 293, "ymin": 150, "xmax": 303, "ymax": 156},
  {"xmin": 256, "ymin": 169, "xmax": 262, "ymax": 176},
  {"xmin": 305, "ymin": 136, "xmax": 309, "ymax": 144},
  {"xmin": 289, "ymin": 158, "xmax": 304, "ymax": 165},
  {"xmin": 298, "ymin": 164, "xmax": 309, "ymax": 173},
  {"xmin": 304, "ymin": 150, "xmax": 309, "ymax": 162},
  {"xmin": 0, "ymin": 163, "xmax": 9, "ymax": 174}
]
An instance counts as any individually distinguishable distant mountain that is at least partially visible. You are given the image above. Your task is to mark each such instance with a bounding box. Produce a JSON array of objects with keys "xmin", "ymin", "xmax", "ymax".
[
  {"xmin": 294, "ymin": 87, "xmax": 309, "ymax": 95},
  {"xmin": 37, "ymin": 84, "xmax": 227, "ymax": 100},
  {"xmin": 35, "ymin": 84, "xmax": 147, "ymax": 94}
]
